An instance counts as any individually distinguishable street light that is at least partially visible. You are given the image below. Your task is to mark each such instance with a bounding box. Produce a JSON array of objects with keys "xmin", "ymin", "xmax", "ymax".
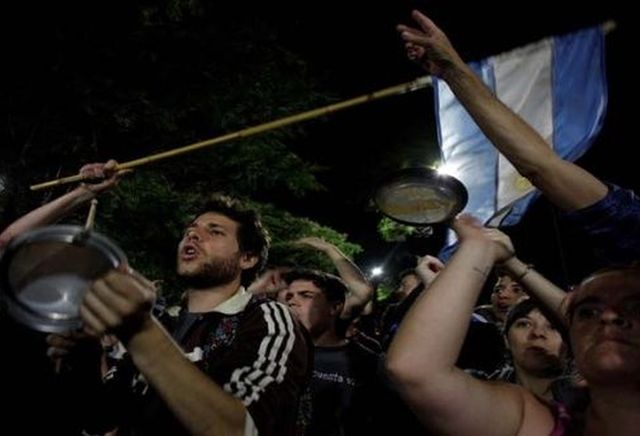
[{"xmin": 370, "ymin": 266, "xmax": 384, "ymax": 277}]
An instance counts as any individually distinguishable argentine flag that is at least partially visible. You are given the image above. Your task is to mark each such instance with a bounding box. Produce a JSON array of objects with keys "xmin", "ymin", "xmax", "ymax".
[{"xmin": 435, "ymin": 25, "xmax": 608, "ymax": 232}]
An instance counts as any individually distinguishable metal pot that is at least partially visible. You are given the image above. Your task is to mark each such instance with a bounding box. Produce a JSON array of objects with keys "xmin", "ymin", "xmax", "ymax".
[
  {"xmin": 373, "ymin": 167, "xmax": 468, "ymax": 226},
  {"xmin": 0, "ymin": 225, "xmax": 126, "ymax": 333}
]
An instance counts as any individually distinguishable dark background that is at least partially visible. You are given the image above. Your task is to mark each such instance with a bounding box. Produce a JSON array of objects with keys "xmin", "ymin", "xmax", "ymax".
[
  {"xmin": 276, "ymin": 1, "xmax": 631, "ymax": 287},
  {"xmin": 0, "ymin": 1, "xmax": 632, "ymax": 287},
  {"xmin": 0, "ymin": 1, "xmax": 632, "ymax": 432}
]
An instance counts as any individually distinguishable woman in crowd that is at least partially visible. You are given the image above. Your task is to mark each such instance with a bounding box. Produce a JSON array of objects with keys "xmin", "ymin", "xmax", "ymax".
[{"xmin": 386, "ymin": 214, "xmax": 640, "ymax": 436}]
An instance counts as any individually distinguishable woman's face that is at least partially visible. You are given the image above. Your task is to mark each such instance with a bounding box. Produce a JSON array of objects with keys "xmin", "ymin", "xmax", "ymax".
[
  {"xmin": 569, "ymin": 270, "xmax": 640, "ymax": 385},
  {"xmin": 507, "ymin": 309, "xmax": 564, "ymax": 376}
]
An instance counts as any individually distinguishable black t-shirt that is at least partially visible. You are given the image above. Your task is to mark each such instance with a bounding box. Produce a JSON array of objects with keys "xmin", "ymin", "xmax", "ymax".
[
  {"xmin": 307, "ymin": 340, "xmax": 379, "ymax": 436},
  {"xmin": 379, "ymin": 285, "xmax": 425, "ymax": 350}
]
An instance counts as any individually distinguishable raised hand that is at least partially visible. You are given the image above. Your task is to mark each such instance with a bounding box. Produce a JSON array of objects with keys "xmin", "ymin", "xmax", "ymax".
[
  {"xmin": 452, "ymin": 214, "xmax": 515, "ymax": 264},
  {"xmin": 293, "ymin": 236, "xmax": 334, "ymax": 252},
  {"xmin": 80, "ymin": 269, "xmax": 156, "ymax": 342},
  {"xmin": 415, "ymin": 255, "xmax": 445, "ymax": 288},
  {"xmin": 248, "ymin": 267, "xmax": 291, "ymax": 295},
  {"xmin": 79, "ymin": 159, "xmax": 130, "ymax": 194},
  {"xmin": 396, "ymin": 10, "xmax": 464, "ymax": 77}
]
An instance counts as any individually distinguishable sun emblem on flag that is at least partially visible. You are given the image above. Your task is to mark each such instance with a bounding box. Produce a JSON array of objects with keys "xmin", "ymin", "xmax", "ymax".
[{"xmin": 515, "ymin": 175, "xmax": 532, "ymax": 192}]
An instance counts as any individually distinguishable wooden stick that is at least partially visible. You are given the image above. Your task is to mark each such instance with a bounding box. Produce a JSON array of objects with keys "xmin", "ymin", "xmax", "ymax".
[
  {"xmin": 84, "ymin": 199, "xmax": 98, "ymax": 231},
  {"xmin": 30, "ymin": 76, "xmax": 433, "ymax": 191},
  {"xmin": 29, "ymin": 19, "xmax": 617, "ymax": 192}
]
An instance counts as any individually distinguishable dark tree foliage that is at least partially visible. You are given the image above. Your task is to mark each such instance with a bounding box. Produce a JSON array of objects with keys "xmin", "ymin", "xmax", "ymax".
[{"xmin": 0, "ymin": 1, "xmax": 362, "ymax": 302}]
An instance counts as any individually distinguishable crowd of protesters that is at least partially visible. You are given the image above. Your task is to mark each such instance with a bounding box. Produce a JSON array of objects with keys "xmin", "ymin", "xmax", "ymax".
[{"xmin": 1, "ymin": 9, "xmax": 639, "ymax": 436}]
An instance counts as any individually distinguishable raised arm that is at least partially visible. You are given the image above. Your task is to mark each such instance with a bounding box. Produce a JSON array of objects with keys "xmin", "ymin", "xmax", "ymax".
[
  {"xmin": 0, "ymin": 160, "xmax": 125, "ymax": 249},
  {"xmin": 385, "ymin": 215, "xmax": 554, "ymax": 436},
  {"xmin": 506, "ymin": 258, "xmax": 567, "ymax": 320},
  {"xmin": 294, "ymin": 236, "xmax": 374, "ymax": 318},
  {"xmin": 81, "ymin": 269, "xmax": 309, "ymax": 436},
  {"xmin": 397, "ymin": 10, "xmax": 608, "ymax": 212},
  {"xmin": 80, "ymin": 270, "xmax": 248, "ymax": 435},
  {"xmin": 247, "ymin": 266, "xmax": 290, "ymax": 296}
]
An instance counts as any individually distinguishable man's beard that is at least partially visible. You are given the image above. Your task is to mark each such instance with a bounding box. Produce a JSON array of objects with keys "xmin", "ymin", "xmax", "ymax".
[{"xmin": 179, "ymin": 254, "xmax": 242, "ymax": 289}]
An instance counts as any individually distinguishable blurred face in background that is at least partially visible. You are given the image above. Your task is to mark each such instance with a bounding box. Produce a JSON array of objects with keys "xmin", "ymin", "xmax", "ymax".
[{"xmin": 492, "ymin": 275, "xmax": 525, "ymax": 320}]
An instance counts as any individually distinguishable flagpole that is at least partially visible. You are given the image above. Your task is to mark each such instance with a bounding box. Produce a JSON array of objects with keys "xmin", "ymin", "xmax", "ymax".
[
  {"xmin": 29, "ymin": 20, "xmax": 616, "ymax": 192},
  {"xmin": 30, "ymin": 76, "xmax": 433, "ymax": 191}
]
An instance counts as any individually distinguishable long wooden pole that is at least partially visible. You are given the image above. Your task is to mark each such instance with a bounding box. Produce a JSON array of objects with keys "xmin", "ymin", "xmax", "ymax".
[
  {"xmin": 30, "ymin": 76, "xmax": 433, "ymax": 191},
  {"xmin": 29, "ymin": 19, "xmax": 616, "ymax": 192}
]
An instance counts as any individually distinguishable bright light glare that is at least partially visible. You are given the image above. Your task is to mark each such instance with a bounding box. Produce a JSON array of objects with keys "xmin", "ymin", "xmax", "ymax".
[
  {"xmin": 370, "ymin": 266, "xmax": 384, "ymax": 277},
  {"xmin": 435, "ymin": 162, "xmax": 457, "ymax": 177}
]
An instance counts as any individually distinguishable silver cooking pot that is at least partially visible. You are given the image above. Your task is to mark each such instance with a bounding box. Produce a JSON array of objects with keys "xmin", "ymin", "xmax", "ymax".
[{"xmin": 0, "ymin": 225, "xmax": 126, "ymax": 333}]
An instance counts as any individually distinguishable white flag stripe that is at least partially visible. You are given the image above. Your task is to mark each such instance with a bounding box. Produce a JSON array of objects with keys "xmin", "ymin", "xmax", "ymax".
[{"xmin": 494, "ymin": 38, "xmax": 554, "ymax": 212}]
